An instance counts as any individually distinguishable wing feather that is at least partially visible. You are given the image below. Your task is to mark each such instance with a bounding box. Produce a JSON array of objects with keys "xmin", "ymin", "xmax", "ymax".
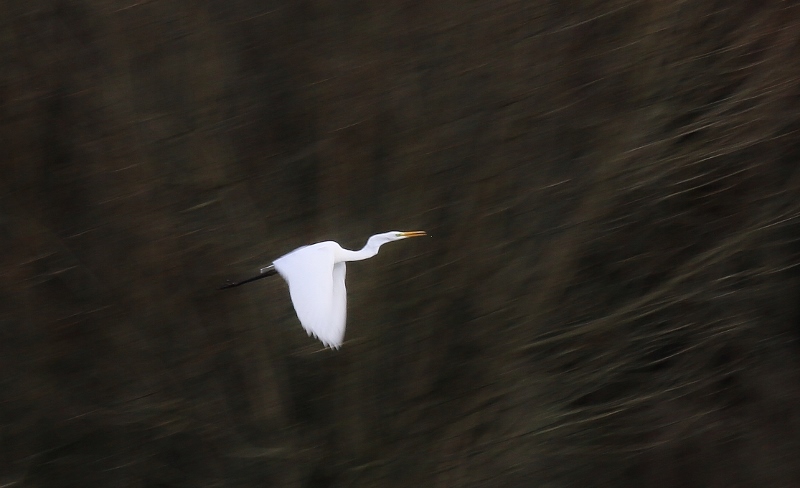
[
  {"xmin": 329, "ymin": 262, "xmax": 347, "ymax": 347},
  {"xmin": 273, "ymin": 243, "xmax": 347, "ymax": 347}
]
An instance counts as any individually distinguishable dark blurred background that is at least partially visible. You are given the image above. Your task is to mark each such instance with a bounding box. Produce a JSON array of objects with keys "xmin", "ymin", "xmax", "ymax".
[{"xmin": 3, "ymin": 1, "xmax": 800, "ymax": 486}]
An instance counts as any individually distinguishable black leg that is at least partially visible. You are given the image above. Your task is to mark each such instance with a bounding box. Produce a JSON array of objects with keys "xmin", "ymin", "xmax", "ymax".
[{"xmin": 219, "ymin": 265, "xmax": 277, "ymax": 289}]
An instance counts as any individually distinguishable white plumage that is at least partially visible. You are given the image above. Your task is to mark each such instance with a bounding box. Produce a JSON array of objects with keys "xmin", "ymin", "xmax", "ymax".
[
  {"xmin": 273, "ymin": 242, "xmax": 348, "ymax": 347},
  {"xmin": 263, "ymin": 230, "xmax": 426, "ymax": 348}
]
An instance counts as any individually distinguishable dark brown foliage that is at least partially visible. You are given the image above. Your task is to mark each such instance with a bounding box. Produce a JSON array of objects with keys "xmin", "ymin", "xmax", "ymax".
[{"xmin": 2, "ymin": 1, "xmax": 800, "ymax": 486}]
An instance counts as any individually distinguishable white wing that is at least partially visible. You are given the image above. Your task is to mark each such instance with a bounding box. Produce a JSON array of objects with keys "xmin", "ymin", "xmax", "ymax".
[
  {"xmin": 272, "ymin": 243, "xmax": 347, "ymax": 348},
  {"xmin": 329, "ymin": 261, "xmax": 347, "ymax": 345}
]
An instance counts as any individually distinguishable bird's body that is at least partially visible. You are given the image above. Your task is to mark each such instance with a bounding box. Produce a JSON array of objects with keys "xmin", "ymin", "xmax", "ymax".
[
  {"xmin": 221, "ymin": 231, "xmax": 426, "ymax": 348},
  {"xmin": 272, "ymin": 241, "xmax": 348, "ymax": 347}
]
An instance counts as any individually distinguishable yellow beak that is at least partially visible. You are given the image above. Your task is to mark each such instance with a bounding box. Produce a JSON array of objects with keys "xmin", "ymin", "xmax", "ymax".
[{"xmin": 399, "ymin": 230, "xmax": 427, "ymax": 238}]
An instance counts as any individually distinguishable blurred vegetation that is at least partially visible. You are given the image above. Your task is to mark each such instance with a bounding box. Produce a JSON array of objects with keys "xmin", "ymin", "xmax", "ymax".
[{"xmin": 2, "ymin": 0, "xmax": 800, "ymax": 486}]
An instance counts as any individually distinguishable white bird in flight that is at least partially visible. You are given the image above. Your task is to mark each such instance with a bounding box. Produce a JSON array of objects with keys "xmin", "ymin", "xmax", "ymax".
[{"xmin": 221, "ymin": 230, "xmax": 427, "ymax": 348}]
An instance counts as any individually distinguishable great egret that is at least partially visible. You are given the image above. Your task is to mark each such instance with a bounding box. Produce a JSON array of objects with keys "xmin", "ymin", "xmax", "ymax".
[{"xmin": 221, "ymin": 230, "xmax": 427, "ymax": 348}]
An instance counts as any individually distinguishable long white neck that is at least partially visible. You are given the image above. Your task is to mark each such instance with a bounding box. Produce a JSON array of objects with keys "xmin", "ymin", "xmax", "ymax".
[{"xmin": 335, "ymin": 236, "xmax": 389, "ymax": 262}]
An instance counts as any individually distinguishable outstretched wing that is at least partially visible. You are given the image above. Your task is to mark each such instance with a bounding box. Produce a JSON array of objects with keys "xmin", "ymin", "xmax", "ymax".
[
  {"xmin": 329, "ymin": 261, "xmax": 347, "ymax": 345},
  {"xmin": 273, "ymin": 243, "xmax": 346, "ymax": 348}
]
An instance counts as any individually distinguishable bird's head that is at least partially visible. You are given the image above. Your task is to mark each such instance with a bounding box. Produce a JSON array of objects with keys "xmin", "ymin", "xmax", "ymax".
[
  {"xmin": 393, "ymin": 230, "xmax": 427, "ymax": 240},
  {"xmin": 368, "ymin": 230, "xmax": 427, "ymax": 247}
]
